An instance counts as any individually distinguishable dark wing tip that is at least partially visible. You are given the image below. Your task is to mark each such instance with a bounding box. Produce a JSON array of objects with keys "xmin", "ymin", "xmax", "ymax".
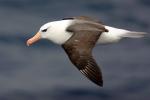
[
  {"xmin": 91, "ymin": 73, "xmax": 103, "ymax": 87},
  {"xmin": 62, "ymin": 17, "xmax": 74, "ymax": 20},
  {"xmin": 80, "ymin": 69, "xmax": 103, "ymax": 87},
  {"xmin": 97, "ymin": 80, "xmax": 103, "ymax": 87},
  {"xmin": 79, "ymin": 62, "xmax": 103, "ymax": 87}
]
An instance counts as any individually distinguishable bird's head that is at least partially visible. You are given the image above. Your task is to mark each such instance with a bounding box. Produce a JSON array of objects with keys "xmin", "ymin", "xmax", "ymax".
[
  {"xmin": 26, "ymin": 22, "xmax": 52, "ymax": 46},
  {"xmin": 27, "ymin": 20, "xmax": 73, "ymax": 46}
]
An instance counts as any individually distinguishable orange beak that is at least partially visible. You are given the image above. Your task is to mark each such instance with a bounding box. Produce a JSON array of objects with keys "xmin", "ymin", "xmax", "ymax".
[{"xmin": 26, "ymin": 32, "xmax": 41, "ymax": 46}]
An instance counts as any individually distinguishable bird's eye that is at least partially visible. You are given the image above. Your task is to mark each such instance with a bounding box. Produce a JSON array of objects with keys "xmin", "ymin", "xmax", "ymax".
[{"xmin": 42, "ymin": 29, "xmax": 47, "ymax": 32}]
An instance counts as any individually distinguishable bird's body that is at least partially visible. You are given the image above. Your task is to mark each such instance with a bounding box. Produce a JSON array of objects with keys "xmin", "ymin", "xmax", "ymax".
[
  {"xmin": 40, "ymin": 19, "xmax": 144, "ymax": 45},
  {"xmin": 27, "ymin": 16, "xmax": 147, "ymax": 86}
]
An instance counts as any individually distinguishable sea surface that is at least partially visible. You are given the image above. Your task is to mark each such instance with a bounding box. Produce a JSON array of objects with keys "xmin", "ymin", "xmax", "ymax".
[{"xmin": 0, "ymin": 0, "xmax": 150, "ymax": 100}]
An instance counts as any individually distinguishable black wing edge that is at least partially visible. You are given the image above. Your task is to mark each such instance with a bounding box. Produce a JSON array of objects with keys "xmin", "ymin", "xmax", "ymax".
[{"xmin": 79, "ymin": 58, "xmax": 103, "ymax": 87}]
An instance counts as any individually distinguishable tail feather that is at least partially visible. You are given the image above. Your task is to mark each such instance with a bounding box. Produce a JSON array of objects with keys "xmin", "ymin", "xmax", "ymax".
[{"xmin": 122, "ymin": 31, "xmax": 147, "ymax": 38}]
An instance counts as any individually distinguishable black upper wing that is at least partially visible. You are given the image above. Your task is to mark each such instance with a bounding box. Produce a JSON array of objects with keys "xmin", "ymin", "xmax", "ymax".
[
  {"xmin": 62, "ymin": 16, "xmax": 104, "ymax": 24},
  {"xmin": 62, "ymin": 21, "xmax": 107, "ymax": 86}
]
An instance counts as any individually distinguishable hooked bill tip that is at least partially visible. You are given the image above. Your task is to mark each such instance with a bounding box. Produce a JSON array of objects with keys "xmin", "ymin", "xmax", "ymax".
[
  {"xmin": 26, "ymin": 32, "xmax": 41, "ymax": 46},
  {"xmin": 26, "ymin": 39, "xmax": 31, "ymax": 46}
]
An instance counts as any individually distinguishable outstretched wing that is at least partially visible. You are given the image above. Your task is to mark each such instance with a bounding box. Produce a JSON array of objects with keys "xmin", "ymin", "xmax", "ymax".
[{"xmin": 62, "ymin": 22, "xmax": 107, "ymax": 86}]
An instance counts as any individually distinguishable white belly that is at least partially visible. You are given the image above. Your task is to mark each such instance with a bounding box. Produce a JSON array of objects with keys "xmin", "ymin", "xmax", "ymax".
[{"xmin": 97, "ymin": 26, "xmax": 128, "ymax": 44}]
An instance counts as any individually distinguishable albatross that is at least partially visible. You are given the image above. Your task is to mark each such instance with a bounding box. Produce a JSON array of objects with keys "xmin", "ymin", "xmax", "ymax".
[{"xmin": 26, "ymin": 16, "xmax": 147, "ymax": 86}]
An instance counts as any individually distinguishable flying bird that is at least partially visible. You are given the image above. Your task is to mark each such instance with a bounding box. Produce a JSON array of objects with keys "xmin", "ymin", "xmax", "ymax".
[{"xmin": 26, "ymin": 16, "xmax": 147, "ymax": 86}]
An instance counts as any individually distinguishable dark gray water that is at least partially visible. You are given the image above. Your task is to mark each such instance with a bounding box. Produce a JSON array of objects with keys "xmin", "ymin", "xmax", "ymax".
[{"xmin": 0, "ymin": 0, "xmax": 150, "ymax": 100}]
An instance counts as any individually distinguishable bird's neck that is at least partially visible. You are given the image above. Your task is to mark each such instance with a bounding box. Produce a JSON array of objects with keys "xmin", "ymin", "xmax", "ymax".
[{"xmin": 47, "ymin": 20, "xmax": 73, "ymax": 45}]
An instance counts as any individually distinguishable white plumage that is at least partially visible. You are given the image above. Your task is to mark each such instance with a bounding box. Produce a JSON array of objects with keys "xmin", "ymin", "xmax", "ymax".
[
  {"xmin": 39, "ymin": 20, "xmax": 146, "ymax": 45},
  {"xmin": 40, "ymin": 20, "xmax": 73, "ymax": 44}
]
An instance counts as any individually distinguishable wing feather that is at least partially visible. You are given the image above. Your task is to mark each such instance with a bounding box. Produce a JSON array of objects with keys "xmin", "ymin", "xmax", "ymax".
[{"xmin": 62, "ymin": 20, "xmax": 107, "ymax": 86}]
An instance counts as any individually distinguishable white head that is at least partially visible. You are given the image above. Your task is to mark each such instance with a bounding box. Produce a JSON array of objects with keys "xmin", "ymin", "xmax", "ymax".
[
  {"xmin": 39, "ymin": 22, "xmax": 52, "ymax": 38},
  {"xmin": 26, "ymin": 20, "xmax": 72, "ymax": 46}
]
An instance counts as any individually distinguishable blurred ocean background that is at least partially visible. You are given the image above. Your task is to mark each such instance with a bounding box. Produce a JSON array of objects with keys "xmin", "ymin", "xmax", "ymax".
[{"xmin": 0, "ymin": 0, "xmax": 150, "ymax": 100}]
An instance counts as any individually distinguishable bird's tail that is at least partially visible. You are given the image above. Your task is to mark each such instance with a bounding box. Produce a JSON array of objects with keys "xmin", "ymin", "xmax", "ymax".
[{"xmin": 122, "ymin": 31, "xmax": 147, "ymax": 38}]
